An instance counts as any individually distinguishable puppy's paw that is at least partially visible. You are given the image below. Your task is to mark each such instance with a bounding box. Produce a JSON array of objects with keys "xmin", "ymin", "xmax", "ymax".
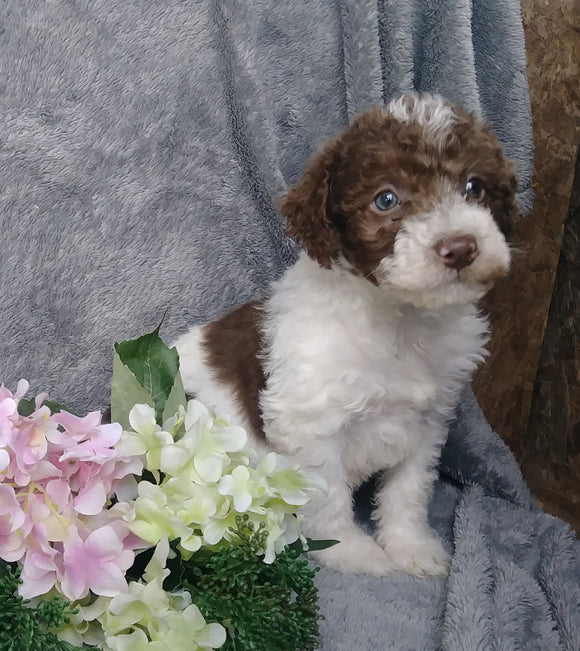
[
  {"xmin": 312, "ymin": 534, "xmax": 394, "ymax": 576},
  {"xmin": 379, "ymin": 534, "xmax": 451, "ymax": 578}
]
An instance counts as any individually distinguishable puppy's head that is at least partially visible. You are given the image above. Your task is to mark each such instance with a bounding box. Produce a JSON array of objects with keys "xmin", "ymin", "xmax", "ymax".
[{"xmin": 281, "ymin": 93, "xmax": 518, "ymax": 308}]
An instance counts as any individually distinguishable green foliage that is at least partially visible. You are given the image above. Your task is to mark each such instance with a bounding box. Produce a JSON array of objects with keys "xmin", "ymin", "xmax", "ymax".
[
  {"xmin": 111, "ymin": 324, "xmax": 186, "ymax": 428},
  {"xmin": 288, "ymin": 538, "xmax": 339, "ymax": 553},
  {"xmin": 17, "ymin": 398, "xmax": 74, "ymax": 417},
  {"xmin": 10, "ymin": 325, "xmax": 325, "ymax": 650},
  {"xmin": 177, "ymin": 516, "xmax": 322, "ymax": 651},
  {"xmin": 110, "ymin": 349, "xmax": 155, "ymax": 430},
  {"xmin": 0, "ymin": 563, "xmax": 86, "ymax": 651}
]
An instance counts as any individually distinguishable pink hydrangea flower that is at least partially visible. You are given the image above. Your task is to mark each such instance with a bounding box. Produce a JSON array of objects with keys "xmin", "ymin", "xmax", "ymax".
[
  {"xmin": 0, "ymin": 381, "xmax": 145, "ymax": 601},
  {"xmin": 52, "ymin": 411, "xmax": 121, "ymax": 458},
  {"xmin": 0, "ymin": 395, "xmax": 17, "ymax": 444},
  {"xmin": 19, "ymin": 525, "xmax": 59, "ymax": 599},
  {"xmin": 5, "ymin": 414, "xmax": 53, "ymax": 486},
  {"xmin": 0, "ymin": 448, "xmax": 9, "ymax": 473},
  {"xmin": 59, "ymin": 525, "xmax": 134, "ymax": 601},
  {"xmin": 0, "ymin": 484, "xmax": 30, "ymax": 561}
]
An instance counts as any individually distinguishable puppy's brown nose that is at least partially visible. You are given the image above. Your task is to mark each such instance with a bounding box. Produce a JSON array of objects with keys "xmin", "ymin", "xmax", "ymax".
[{"xmin": 434, "ymin": 235, "xmax": 478, "ymax": 271}]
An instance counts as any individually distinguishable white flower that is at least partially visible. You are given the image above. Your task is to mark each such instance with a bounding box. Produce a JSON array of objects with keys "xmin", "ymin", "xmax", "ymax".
[
  {"xmin": 182, "ymin": 401, "xmax": 247, "ymax": 483},
  {"xmin": 218, "ymin": 465, "xmax": 267, "ymax": 513},
  {"xmin": 259, "ymin": 452, "xmax": 328, "ymax": 503},
  {"xmin": 119, "ymin": 404, "xmax": 173, "ymax": 471},
  {"xmin": 105, "ymin": 628, "xmax": 149, "ymax": 651},
  {"xmin": 129, "ymin": 481, "xmax": 195, "ymax": 547},
  {"xmin": 148, "ymin": 604, "xmax": 226, "ymax": 649},
  {"xmin": 142, "ymin": 537, "xmax": 171, "ymax": 584}
]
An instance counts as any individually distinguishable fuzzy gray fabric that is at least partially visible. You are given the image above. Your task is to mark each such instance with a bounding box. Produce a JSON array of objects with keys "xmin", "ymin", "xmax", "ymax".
[
  {"xmin": 326, "ymin": 388, "xmax": 580, "ymax": 650},
  {"xmin": 1, "ymin": 1, "xmax": 578, "ymax": 649}
]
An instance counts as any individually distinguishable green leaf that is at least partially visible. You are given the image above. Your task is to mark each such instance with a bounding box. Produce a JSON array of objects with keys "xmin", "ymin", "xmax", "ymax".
[
  {"xmin": 304, "ymin": 538, "xmax": 340, "ymax": 551},
  {"xmin": 18, "ymin": 398, "xmax": 75, "ymax": 417},
  {"xmin": 288, "ymin": 538, "xmax": 340, "ymax": 553},
  {"xmin": 111, "ymin": 325, "xmax": 186, "ymax": 427},
  {"xmin": 162, "ymin": 371, "xmax": 186, "ymax": 424},
  {"xmin": 110, "ymin": 350, "xmax": 156, "ymax": 431},
  {"xmin": 17, "ymin": 397, "xmax": 36, "ymax": 416},
  {"xmin": 43, "ymin": 400, "xmax": 72, "ymax": 415}
]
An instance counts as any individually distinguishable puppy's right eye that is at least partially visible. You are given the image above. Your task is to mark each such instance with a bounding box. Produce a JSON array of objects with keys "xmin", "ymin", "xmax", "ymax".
[
  {"xmin": 465, "ymin": 177, "xmax": 486, "ymax": 200},
  {"xmin": 373, "ymin": 190, "xmax": 399, "ymax": 212}
]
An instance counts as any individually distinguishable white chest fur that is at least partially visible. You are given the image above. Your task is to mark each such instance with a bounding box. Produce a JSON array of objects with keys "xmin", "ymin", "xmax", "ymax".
[
  {"xmin": 175, "ymin": 252, "xmax": 489, "ymax": 577},
  {"xmin": 259, "ymin": 254, "xmax": 488, "ymax": 484}
]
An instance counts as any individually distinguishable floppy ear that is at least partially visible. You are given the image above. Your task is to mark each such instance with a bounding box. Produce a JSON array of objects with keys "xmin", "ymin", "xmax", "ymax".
[
  {"xmin": 489, "ymin": 166, "xmax": 519, "ymax": 238},
  {"xmin": 280, "ymin": 140, "xmax": 341, "ymax": 268},
  {"xmin": 501, "ymin": 171, "xmax": 519, "ymax": 237}
]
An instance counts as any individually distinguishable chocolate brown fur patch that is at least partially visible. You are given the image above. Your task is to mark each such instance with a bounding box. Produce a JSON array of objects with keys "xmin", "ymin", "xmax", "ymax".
[{"xmin": 202, "ymin": 300, "xmax": 266, "ymax": 439}]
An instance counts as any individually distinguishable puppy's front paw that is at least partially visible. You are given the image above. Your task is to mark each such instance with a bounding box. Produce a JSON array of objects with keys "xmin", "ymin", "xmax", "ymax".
[
  {"xmin": 312, "ymin": 534, "xmax": 393, "ymax": 576},
  {"xmin": 380, "ymin": 534, "xmax": 451, "ymax": 578}
]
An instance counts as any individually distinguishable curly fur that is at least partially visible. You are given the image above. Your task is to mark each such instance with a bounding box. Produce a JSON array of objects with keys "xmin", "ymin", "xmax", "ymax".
[{"xmin": 174, "ymin": 92, "xmax": 517, "ymax": 576}]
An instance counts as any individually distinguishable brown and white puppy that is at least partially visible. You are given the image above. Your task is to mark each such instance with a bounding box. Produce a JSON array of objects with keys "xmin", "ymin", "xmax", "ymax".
[{"xmin": 174, "ymin": 93, "xmax": 517, "ymax": 576}]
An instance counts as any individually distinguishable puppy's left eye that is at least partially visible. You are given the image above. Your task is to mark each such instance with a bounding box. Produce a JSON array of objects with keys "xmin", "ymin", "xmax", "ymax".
[
  {"xmin": 373, "ymin": 190, "xmax": 399, "ymax": 212},
  {"xmin": 465, "ymin": 178, "xmax": 486, "ymax": 200}
]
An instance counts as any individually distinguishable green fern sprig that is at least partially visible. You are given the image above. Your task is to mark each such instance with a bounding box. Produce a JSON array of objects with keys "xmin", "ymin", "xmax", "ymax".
[
  {"xmin": 0, "ymin": 563, "xmax": 86, "ymax": 651},
  {"xmin": 178, "ymin": 515, "xmax": 322, "ymax": 651}
]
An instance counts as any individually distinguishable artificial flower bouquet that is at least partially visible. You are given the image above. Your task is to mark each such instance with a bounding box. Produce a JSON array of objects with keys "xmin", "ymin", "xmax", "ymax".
[{"xmin": 0, "ymin": 327, "xmax": 331, "ymax": 651}]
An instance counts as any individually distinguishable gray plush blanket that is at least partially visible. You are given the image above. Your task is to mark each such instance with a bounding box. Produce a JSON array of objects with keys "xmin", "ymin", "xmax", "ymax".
[{"xmin": 1, "ymin": 1, "xmax": 578, "ymax": 649}]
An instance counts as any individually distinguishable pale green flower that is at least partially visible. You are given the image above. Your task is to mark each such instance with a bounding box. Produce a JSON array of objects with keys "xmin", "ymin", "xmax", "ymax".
[
  {"xmin": 142, "ymin": 539, "xmax": 193, "ymax": 612},
  {"xmin": 175, "ymin": 483, "xmax": 223, "ymax": 547},
  {"xmin": 180, "ymin": 488, "xmax": 219, "ymax": 526},
  {"xmin": 159, "ymin": 441, "xmax": 196, "ymax": 478},
  {"xmin": 181, "ymin": 400, "xmax": 247, "ymax": 483},
  {"xmin": 129, "ymin": 481, "xmax": 194, "ymax": 546},
  {"xmin": 193, "ymin": 423, "xmax": 247, "ymax": 483},
  {"xmin": 123, "ymin": 404, "xmax": 174, "ymax": 470},
  {"xmin": 258, "ymin": 452, "xmax": 327, "ymax": 505},
  {"xmin": 161, "ymin": 478, "xmax": 219, "ymax": 556},
  {"xmin": 201, "ymin": 510, "xmax": 240, "ymax": 546},
  {"xmin": 100, "ymin": 576, "xmax": 170, "ymax": 635},
  {"xmin": 148, "ymin": 604, "xmax": 226, "ymax": 650},
  {"xmin": 105, "ymin": 628, "xmax": 150, "ymax": 651},
  {"xmin": 162, "ymin": 405, "xmax": 186, "ymax": 440},
  {"xmin": 114, "ymin": 429, "xmax": 146, "ymax": 459},
  {"xmin": 176, "ymin": 530, "xmax": 203, "ymax": 556},
  {"xmin": 88, "ymin": 536, "xmax": 223, "ymax": 650},
  {"xmin": 122, "ymin": 399, "xmax": 325, "ymax": 602},
  {"xmin": 50, "ymin": 594, "xmax": 109, "ymax": 648},
  {"xmin": 142, "ymin": 537, "xmax": 171, "ymax": 584},
  {"xmin": 261, "ymin": 508, "xmax": 301, "ymax": 563},
  {"xmin": 218, "ymin": 465, "xmax": 268, "ymax": 513},
  {"xmin": 168, "ymin": 589, "xmax": 194, "ymax": 612},
  {"xmin": 98, "ymin": 573, "xmax": 225, "ymax": 650},
  {"xmin": 158, "ymin": 400, "xmax": 246, "ymax": 484},
  {"xmin": 241, "ymin": 505, "xmax": 298, "ymax": 564}
]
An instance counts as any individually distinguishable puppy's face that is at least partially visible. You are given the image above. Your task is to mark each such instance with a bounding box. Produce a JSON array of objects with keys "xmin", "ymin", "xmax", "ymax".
[{"xmin": 281, "ymin": 93, "xmax": 518, "ymax": 308}]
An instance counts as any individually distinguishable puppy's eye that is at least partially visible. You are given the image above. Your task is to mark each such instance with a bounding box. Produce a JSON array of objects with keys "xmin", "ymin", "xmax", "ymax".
[
  {"xmin": 373, "ymin": 190, "xmax": 399, "ymax": 212},
  {"xmin": 465, "ymin": 178, "xmax": 485, "ymax": 200}
]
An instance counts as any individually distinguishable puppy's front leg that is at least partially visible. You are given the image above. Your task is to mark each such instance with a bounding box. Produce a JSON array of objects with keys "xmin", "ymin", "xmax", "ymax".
[
  {"xmin": 373, "ymin": 435, "xmax": 450, "ymax": 578},
  {"xmin": 270, "ymin": 431, "xmax": 391, "ymax": 575},
  {"xmin": 299, "ymin": 454, "xmax": 395, "ymax": 576}
]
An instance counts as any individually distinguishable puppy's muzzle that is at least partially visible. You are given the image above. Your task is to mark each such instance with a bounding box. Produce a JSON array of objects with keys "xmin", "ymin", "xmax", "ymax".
[{"xmin": 434, "ymin": 235, "xmax": 479, "ymax": 271}]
